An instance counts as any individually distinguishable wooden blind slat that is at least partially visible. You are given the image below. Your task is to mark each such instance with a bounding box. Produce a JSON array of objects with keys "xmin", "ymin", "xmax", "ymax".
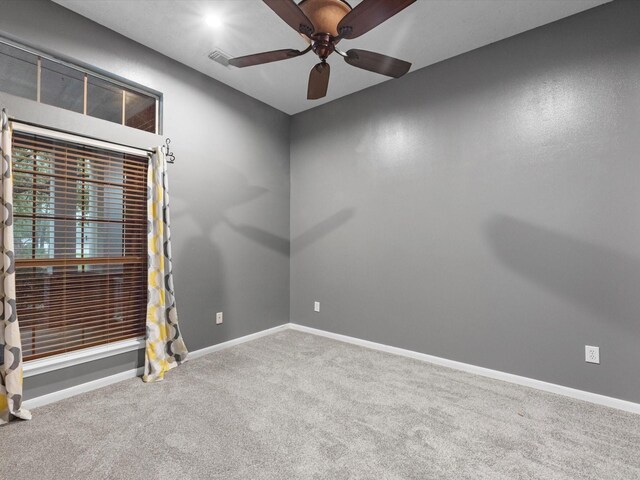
[
  {"xmin": 12, "ymin": 138, "xmax": 150, "ymax": 165},
  {"xmin": 16, "ymin": 257, "xmax": 146, "ymax": 267},
  {"xmin": 20, "ymin": 319, "xmax": 146, "ymax": 337},
  {"xmin": 23, "ymin": 331, "xmax": 146, "ymax": 361},
  {"xmin": 13, "ymin": 131, "xmax": 148, "ymax": 362},
  {"xmin": 22, "ymin": 326, "xmax": 146, "ymax": 356},
  {"xmin": 16, "ymin": 285, "xmax": 148, "ymax": 302},
  {"xmin": 12, "ymin": 149, "xmax": 148, "ymax": 172},
  {"xmin": 14, "ymin": 168, "xmax": 147, "ymax": 189},
  {"xmin": 12, "ymin": 158, "xmax": 148, "ymax": 180},
  {"xmin": 20, "ymin": 314, "xmax": 146, "ymax": 333},
  {"xmin": 19, "ymin": 297, "xmax": 146, "ymax": 318}
]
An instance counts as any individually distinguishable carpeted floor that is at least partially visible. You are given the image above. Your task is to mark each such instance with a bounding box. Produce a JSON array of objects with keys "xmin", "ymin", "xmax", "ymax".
[{"xmin": 2, "ymin": 330, "xmax": 640, "ymax": 479}]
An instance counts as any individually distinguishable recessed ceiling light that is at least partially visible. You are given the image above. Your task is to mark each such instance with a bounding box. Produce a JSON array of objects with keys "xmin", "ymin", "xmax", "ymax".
[{"xmin": 204, "ymin": 13, "xmax": 224, "ymax": 29}]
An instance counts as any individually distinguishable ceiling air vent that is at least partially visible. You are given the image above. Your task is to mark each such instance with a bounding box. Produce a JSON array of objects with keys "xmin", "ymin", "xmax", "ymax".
[{"xmin": 208, "ymin": 49, "xmax": 231, "ymax": 68}]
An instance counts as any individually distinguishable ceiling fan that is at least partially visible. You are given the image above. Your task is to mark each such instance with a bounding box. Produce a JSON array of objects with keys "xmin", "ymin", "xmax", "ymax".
[{"xmin": 228, "ymin": 0, "xmax": 416, "ymax": 100}]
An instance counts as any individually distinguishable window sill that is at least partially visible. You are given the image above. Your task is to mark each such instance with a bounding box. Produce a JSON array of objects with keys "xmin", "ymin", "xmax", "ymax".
[{"xmin": 23, "ymin": 338, "xmax": 145, "ymax": 378}]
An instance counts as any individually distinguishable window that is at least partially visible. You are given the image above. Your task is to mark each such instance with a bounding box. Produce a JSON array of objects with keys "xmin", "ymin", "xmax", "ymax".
[
  {"xmin": 0, "ymin": 42, "xmax": 37, "ymax": 100},
  {"xmin": 40, "ymin": 59, "xmax": 85, "ymax": 113},
  {"xmin": 0, "ymin": 39, "xmax": 159, "ymax": 133},
  {"xmin": 87, "ymin": 75, "xmax": 123, "ymax": 124},
  {"xmin": 12, "ymin": 126, "xmax": 148, "ymax": 361},
  {"xmin": 124, "ymin": 89, "xmax": 156, "ymax": 132}
]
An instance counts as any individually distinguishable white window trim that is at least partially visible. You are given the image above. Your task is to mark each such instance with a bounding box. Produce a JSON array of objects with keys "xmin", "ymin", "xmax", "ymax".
[
  {"xmin": 23, "ymin": 337, "xmax": 145, "ymax": 378},
  {"xmin": 12, "ymin": 121, "xmax": 151, "ymax": 157}
]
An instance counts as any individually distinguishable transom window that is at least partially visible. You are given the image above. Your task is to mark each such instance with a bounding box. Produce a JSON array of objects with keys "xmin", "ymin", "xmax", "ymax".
[{"xmin": 0, "ymin": 39, "xmax": 159, "ymax": 133}]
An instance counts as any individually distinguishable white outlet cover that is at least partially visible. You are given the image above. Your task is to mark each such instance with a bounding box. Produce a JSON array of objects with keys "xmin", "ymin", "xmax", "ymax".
[
  {"xmin": 216, "ymin": 312, "xmax": 223, "ymax": 325},
  {"xmin": 585, "ymin": 345, "xmax": 600, "ymax": 364},
  {"xmin": 314, "ymin": 302, "xmax": 320, "ymax": 313}
]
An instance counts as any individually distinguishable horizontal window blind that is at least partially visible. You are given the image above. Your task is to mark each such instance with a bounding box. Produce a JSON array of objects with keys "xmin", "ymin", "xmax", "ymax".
[{"xmin": 12, "ymin": 130, "xmax": 148, "ymax": 361}]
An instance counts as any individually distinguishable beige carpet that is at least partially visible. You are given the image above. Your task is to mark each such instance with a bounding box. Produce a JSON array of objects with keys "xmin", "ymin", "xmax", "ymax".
[{"xmin": 2, "ymin": 330, "xmax": 640, "ymax": 479}]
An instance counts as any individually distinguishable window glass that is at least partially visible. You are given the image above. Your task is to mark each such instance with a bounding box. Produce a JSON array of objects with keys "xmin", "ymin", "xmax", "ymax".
[
  {"xmin": 125, "ymin": 89, "xmax": 156, "ymax": 133},
  {"xmin": 87, "ymin": 75, "xmax": 123, "ymax": 124},
  {"xmin": 40, "ymin": 59, "xmax": 84, "ymax": 113},
  {"xmin": 0, "ymin": 43, "xmax": 37, "ymax": 100},
  {"xmin": 12, "ymin": 147, "xmax": 55, "ymax": 259}
]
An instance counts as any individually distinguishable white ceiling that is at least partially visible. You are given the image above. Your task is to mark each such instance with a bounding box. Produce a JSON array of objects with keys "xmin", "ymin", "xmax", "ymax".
[{"xmin": 53, "ymin": 0, "xmax": 610, "ymax": 115}]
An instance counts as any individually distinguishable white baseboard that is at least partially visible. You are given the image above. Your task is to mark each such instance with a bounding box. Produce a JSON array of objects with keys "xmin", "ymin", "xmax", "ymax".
[
  {"xmin": 22, "ymin": 322, "xmax": 640, "ymax": 415},
  {"xmin": 23, "ymin": 323, "xmax": 290, "ymax": 410},
  {"xmin": 288, "ymin": 323, "xmax": 640, "ymax": 415},
  {"xmin": 188, "ymin": 323, "xmax": 290, "ymax": 360}
]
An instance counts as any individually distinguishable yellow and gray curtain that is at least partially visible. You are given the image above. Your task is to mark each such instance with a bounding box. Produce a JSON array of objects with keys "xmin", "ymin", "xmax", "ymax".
[
  {"xmin": 0, "ymin": 110, "xmax": 31, "ymax": 424},
  {"xmin": 143, "ymin": 148, "xmax": 188, "ymax": 382}
]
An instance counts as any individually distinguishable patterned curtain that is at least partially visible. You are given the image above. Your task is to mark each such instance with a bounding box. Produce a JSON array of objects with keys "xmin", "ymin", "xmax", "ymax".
[
  {"xmin": 143, "ymin": 148, "xmax": 188, "ymax": 382},
  {"xmin": 0, "ymin": 110, "xmax": 31, "ymax": 424}
]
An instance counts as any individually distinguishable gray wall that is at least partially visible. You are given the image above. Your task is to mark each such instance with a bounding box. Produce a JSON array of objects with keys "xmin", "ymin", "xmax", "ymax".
[
  {"xmin": 290, "ymin": 0, "xmax": 640, "ymax": 403},
  {"xmin": 2, "ymin": 0, "xmax": 638, "ymax": 405},
  {"xmin": 0, "ymin": 0, "xmax": 291, "ymax": 398}
]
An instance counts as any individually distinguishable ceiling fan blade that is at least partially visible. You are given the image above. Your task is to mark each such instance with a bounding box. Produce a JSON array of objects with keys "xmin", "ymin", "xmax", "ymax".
[
  {"xmin": 344, "ymin": 49, "xmax": 411, "ymax": 78},
  {"xmin": 229, "ymin": 47, "xmax": 310, "ymax": 68},
  {"xmin": 262, "ymin": 0, "xmax": 315, "ymax": 36},
  {"xmin": 338, "ymin": 0, "xmax": 416, "ymax": 39},
  {"xmin": 307, "ymin": 62, "xmax": 330, "ymax": 100}
]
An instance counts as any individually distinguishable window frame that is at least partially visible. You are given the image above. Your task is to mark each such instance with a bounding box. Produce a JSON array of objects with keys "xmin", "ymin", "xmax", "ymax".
[
  {"xmin": 23, "ymin": 337, "xmax": 145, "ymax": 378},
  {"xmin": 12, "ymin": 122, "xmax": 150, "ymax": 376}
]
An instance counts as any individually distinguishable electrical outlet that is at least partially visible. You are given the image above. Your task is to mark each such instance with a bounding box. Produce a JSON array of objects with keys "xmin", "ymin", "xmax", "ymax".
[
  {"xmin": 585, "ymin": 345, "xmax": 599, "ymax": 364},
  {"xmin": 216, "ymin": 312, "xmax": 223, "ymax": 325},
  {"xmin": 314, "ymin": 301, "xmax": 320, "ymax": 313}
]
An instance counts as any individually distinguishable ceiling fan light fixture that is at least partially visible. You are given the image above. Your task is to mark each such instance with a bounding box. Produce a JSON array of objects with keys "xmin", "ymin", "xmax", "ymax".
[{"xmin": 298, "ymin": 0, "xmax": 352, "ymax": 37}]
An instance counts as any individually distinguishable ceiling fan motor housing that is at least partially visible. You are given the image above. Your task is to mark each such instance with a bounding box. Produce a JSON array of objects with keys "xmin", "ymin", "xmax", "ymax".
[{"xmin": 299, "ymin": 0, "xmax": 352, "ymax": 59}]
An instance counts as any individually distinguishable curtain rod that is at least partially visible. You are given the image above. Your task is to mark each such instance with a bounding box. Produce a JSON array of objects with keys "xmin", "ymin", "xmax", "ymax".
[{"xmin": 161, "ymin": 138, "xmax": 175, "ymax": 164}]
